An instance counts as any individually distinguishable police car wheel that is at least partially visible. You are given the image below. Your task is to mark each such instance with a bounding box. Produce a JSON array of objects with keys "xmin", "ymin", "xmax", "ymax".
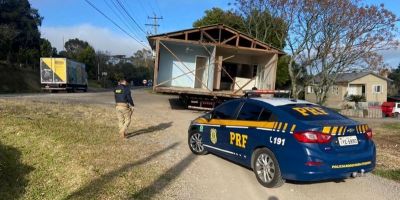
[
  {"xmin": 188, "ymin": 132, "xmax": 207, "ymax": 155},
  {"xmin": 252, "ymin": 148, "xmax": 284, "ymax": 188}
]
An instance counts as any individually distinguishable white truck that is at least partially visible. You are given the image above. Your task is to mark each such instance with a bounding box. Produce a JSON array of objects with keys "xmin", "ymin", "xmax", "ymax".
[{"xmin": 393, "ymin": 102, "xmax": 400, "ymax": 118}]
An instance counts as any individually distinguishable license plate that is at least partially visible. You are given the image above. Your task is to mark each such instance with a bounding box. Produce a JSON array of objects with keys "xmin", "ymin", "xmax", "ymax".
[{"xmin": 338, "ymin": 136, "xmax": 358, "ymax": 146}]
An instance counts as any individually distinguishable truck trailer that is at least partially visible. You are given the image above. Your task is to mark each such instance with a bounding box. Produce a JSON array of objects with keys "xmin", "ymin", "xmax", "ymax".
[
  {"xmin": 40, "ymin": 58, "xmax": 88, "ymax": 92},
  {"xmin": 148, "ymin": 24, "xmax": 284, "ymax": 110}
]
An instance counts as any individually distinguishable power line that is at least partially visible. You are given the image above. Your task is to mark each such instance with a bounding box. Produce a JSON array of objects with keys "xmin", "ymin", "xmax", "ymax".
[
  {"xmin": 84, "ymin": 0, "xmax": 150, "ymax": 49},
  {"xmin": 103, "ymin": 0, "xmax": 143, "ymax": 41},
  {"xmin": 109, "ymin": 0, "xmax": 147, "ymax": 41},
  {"xmin": 114, "ymin": 0, "xmax": 147, "ymax": 35},
  {"xmin": 154, "ymin": 0, "xmax": 163, "ymax": 17},
  {"xmin": 137, "ymin": 0, "xmax": 150, "ymax": 17},
  {"xmin": 119, "ymin": 0, "xmax": 147, "ymax": 40}
]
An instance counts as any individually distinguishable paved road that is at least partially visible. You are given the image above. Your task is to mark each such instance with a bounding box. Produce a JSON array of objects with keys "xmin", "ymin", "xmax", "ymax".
[{"xmin": 3, "ymin": 90, "xmax": 400, "ymax": 200}]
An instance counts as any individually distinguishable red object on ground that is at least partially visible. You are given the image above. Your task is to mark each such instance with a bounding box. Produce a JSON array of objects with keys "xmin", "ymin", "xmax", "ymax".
[{"xmin": 381, "ymin": 102, "xmax": 395, "ymax": 117}]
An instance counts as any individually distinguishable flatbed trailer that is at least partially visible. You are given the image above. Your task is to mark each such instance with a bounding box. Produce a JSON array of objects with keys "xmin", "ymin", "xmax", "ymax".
[{"xmin": 155, "ymin": 86, "xmax": 243, "ymax": 110}]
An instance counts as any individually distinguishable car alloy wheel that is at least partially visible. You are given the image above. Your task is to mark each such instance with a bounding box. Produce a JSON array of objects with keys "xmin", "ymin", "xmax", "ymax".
[
  {"xmin": 252, "ymin": 148, "xmax": 284, "ymax": 188},
  {"xmin": 255, "ymin": 153, "xmax": 275, "ymax": 183},
  {"xmin": 189, "ymin": 132, "xmax": 207, "ymax": 155}
]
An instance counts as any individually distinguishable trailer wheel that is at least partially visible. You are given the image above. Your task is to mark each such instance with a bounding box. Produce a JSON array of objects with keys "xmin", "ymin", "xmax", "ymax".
[{"xmin": 395, "ymin": 112, "xmax": 399, "ymax": 119}]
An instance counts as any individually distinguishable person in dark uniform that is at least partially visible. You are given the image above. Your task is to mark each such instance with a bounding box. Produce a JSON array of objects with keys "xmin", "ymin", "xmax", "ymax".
[{"xmin": 114, "ymin": 79, "xmax": 134, "ymax": 138}]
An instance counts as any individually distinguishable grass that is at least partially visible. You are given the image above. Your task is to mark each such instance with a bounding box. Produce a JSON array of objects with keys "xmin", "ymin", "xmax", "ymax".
[
  {"xmin": 384, "ymin": 123, "xmax": 400, "ymax": 130},
  {"xmin": 374, "ymin": 169, "xmax": 400, "ymax": 181},
  {"xmin": 0, "ymin": 99, "xmax": 173, "ymax": 199}
]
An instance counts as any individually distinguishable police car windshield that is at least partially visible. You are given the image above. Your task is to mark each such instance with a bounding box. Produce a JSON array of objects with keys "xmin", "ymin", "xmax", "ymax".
[{"xmin": 277, "ymin": 104, "xmax": 348, "ymax": 121}]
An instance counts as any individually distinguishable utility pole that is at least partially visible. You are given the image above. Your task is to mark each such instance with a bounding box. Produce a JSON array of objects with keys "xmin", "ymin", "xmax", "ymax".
[{"xmin": 145, "ymin": 13, "xmax": 163, "ymax": 35}]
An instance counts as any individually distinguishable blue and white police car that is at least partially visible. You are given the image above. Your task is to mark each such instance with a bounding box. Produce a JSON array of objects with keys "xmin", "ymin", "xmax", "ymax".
[{"xmin": 187, "ymin": 91, "xmax": 376, "ymax": 188}]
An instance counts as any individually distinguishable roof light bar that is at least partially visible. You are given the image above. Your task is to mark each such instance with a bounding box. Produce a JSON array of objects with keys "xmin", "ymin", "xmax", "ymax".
[{"xmin": 244, "ymin": 90, "xmax": 290, "ymax": 95}]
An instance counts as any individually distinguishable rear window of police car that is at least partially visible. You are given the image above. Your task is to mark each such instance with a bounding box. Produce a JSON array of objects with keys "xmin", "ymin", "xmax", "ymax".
[{"xmin": 278, "ymin": 104, "xmax": 347, "ymax": 121}]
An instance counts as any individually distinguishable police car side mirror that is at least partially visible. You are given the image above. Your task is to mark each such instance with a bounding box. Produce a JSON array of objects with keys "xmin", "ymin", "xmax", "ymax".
[{"xmin": 204, "ymin": 112, "xmax": 212, "ymax": 121}]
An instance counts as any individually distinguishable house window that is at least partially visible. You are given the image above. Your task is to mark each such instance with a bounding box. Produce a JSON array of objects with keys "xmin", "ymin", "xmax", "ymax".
[
  {"xmin": 307, "ymin": 86, "xmax": 314, "ymax": 94},
  {"xmin": 331, "ymin": 86, "xmax": 339, "ymax": 96},
  {"xmin": 373, "ymin": 85, "xmax": 382, "ymax": 94}
]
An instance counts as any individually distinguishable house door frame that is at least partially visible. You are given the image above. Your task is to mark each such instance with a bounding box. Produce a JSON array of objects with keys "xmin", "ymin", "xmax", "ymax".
[{"xmin": 194, "ymin": 56, "xmax": 208, "ymax": 88}]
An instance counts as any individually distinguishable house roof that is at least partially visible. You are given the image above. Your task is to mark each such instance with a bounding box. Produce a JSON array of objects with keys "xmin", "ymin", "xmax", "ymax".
[
  {"xmin": 147, "ymin": 24, "xmax": 285, "ymax": 55},
  {"xmin": 314, "ymin": 72, "xmax": 392, "ymax": 83},
  {"xmin": 335, "ymin": 72, "xmax": 392, "ymax": 83}
]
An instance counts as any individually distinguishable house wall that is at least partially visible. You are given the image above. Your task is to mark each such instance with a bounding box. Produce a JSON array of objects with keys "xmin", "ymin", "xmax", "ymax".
[
  {"xmin": 158, "ymin": 41, "xmax": 214, "ymax": 89},
  {"xmin": 305, "ymin": 83, "xmax": 347, "ymax": 108},
  {"xmin": 349, "ymin": 74, "xmax": 387, "ymax": 104},
  {"xmin": 305, "ymin": 74, "xmax": 388, "ymax": 108},
  {"xmin": 255, "ymin": 54, "xmax": 278, "ymax": 90}
]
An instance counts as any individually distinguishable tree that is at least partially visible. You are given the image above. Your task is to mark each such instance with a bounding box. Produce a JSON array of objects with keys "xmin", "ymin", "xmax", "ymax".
[
  {"xmin": 234, "ymin": 1, "xmax": 288, "ymax": 49},
  {"xmin": 194, "ymin": 6, "xmax": 291, "ymax": 87},
  {"xmin": 131, "ymin": 49, "xmax": 154, "ymax": 69},
  {"xmin": 40, "ymin": 38, "xmax": 57, "ymax": 57},
  {"xmin": 193, "ymin": 8, "xmax": 244, "ymax": 31},
  {"xmin": 389, "ymin": 64, "xmax": 400, "ymax": 95},
  {"xmin": 0, "ymin": 0, "xmax": 42, "ymax": 67},
  {"xmin": 64, "ymin": 38, "xmax": 97, "ymax": 79},
  {"xmin": 238, "ymin": 0, "xmax": 398, "ymax": 103},
  {"xmin": 0, "ymin": 24, "xmax": 20, "ymax": 64}
]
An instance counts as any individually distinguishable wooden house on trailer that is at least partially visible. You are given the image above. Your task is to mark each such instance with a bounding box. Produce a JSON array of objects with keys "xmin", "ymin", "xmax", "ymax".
[{"xmin": 147, "ymin": 24, "xmax": 285, "ymax": 109}]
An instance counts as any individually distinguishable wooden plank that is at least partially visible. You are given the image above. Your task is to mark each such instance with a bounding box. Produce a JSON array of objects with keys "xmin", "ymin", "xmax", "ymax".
[
  {"xmin": 221, "ymin": 35, "xmax": 237, "ymax": 44},
  {"xmin": 236, "ymin": 34, "xmax": 239, "ymax": 47},
  {"xmin": 156, "ymin": 37, "xmax": 279, "ymax": 54},
  {"xmin": 149, "ymin": 25, "xmax": 284, "ymax": 54},
  {"xmin": 185, "ymin": 32, "xmax": 188, "ymax": 40},
  {"xmin": 168, "ymin": 32, "xmax": 185, "ymax": 37},
  {"xmin": 213, "ymin": 56, "xmax": 223, "ymax": 90},
  {"xmin": 153, "ymin": 39, "xmax": 160, "ymax": 90},
  {"xmin": 218, "ymin": 27, "xmax": 222, "ymax": 43},
  {"xmin": 222, "ymin": 27, "xmax": 237, "ymax": 35},
  {"xmin": 202, "ymin": 30, "xmax": 217, "ymax": 43}
]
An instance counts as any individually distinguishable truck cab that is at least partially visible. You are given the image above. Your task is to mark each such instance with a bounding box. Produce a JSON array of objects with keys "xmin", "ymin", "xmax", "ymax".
[{"xmin": 393, "ymin": 103, "xmax": 400, "ymax": 118}]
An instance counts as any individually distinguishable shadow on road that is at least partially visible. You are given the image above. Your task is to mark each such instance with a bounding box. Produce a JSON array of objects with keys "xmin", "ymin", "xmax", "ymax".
[
  {"xmin": 126, "ymin": 122, "xmax": 173, "ymax": 138},
  {"xmin": 168, "ymin": 98, "xmax": 187, "ymax": 110},
  {"xmin": 63, "ymin": 142, "xmax": 179, "ymax": 200},
  {"xmin": 129, "ymin": 153, "xmax": 196, "ymax": 199},
  {"xmin": 287, "ymin": 178, "xmax": 346, "ymax": 185},
  {"xmin": 0, "ymin": 142, "xmax": 34, "ymax": 199}
]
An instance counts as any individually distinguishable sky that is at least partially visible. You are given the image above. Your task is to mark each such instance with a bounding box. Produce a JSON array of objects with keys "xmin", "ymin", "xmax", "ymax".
[{"xmin": 30, "ymin": 0, "xmax": 400, "ymax": 68}]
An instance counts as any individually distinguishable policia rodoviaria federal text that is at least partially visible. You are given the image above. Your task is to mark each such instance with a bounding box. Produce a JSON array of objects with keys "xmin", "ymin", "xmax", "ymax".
[{"xmin": 114, "ymin": 79, "xmax": 134, "ymax": 138}]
